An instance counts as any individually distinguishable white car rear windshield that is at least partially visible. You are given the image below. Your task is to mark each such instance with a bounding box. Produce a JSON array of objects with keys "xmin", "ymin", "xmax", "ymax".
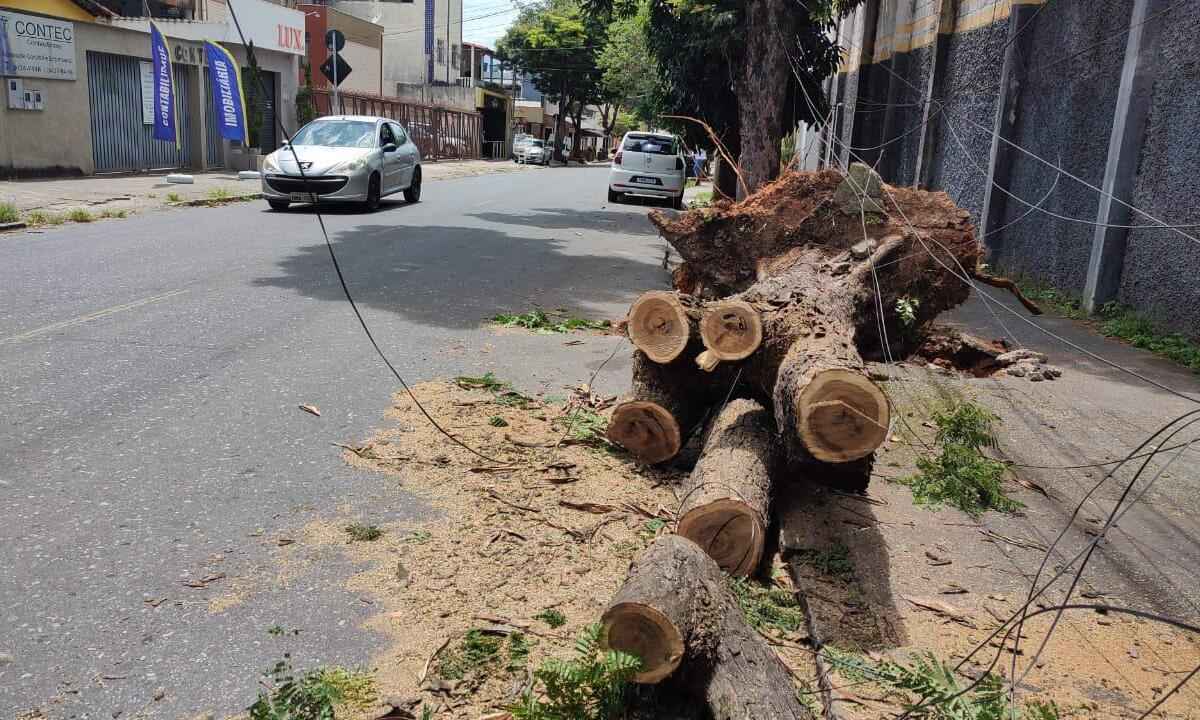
[
  {"xmin": 623, "ymin": 136, "xmax": 676, "ymax": 155},
  {"xmin": 292, "ymin": 120, "xmax": 376, "ymax": 148}
]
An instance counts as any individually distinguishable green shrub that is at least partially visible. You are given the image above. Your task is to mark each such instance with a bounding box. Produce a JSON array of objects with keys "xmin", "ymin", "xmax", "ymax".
[
  {"xmin": 249, "ymin": 655, "xmax": 376, "ymax": 720},
  {"xmin": 509, "ymin": 624, "xmax": 640, "ymax": 720},
  {"xmin": 66, "ymin": 208, "xmax": 93, "ymax": 223},
  {"xmin": 0, "ymin": 202, "xmax": 18, "ymax": 223}
]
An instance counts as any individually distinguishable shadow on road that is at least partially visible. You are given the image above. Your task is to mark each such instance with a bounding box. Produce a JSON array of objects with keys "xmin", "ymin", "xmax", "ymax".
[
  {"xmin": 252, "ymin": 222, "xmax": 667, "ymax": 330},
  {"xmin": 469, "ymin": 206, "xmax": 670, "ymax": 233}
]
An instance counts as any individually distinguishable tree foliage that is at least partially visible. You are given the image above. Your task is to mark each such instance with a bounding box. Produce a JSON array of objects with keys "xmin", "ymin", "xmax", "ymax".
[{"xmin": 500, "ymin": 0, "xmax": 604, "ymax": 160}]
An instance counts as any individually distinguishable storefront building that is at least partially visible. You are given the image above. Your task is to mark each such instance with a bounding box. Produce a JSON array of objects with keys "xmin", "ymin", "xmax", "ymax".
[{"xmin": 0, "ymin": 0, "xmax": 303, "ymax": 176}]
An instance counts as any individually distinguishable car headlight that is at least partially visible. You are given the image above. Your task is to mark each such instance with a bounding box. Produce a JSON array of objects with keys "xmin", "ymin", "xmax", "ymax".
[
  {"xmin": 329, "ymin": 156, "xmax": 369, "ymax": 174},
  {"xmin": 262, "ymin": 154, "xmax": 281, "ymax": 173}
]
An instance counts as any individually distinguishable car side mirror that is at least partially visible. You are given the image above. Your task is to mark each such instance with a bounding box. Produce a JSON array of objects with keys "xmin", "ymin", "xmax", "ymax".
[{"xmin": 383, "ymin": 143, "xmax": 397, "ymax": 153}]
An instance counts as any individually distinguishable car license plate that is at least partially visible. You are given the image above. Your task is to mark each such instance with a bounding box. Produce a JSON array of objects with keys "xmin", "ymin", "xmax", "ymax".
[
  {"xmin": 289, "ymin": 192, "xmax": 319, "ymax": 203},
  {"xmin": 632, "ymin": 177, "xmax": 660, "ymax": 185}
]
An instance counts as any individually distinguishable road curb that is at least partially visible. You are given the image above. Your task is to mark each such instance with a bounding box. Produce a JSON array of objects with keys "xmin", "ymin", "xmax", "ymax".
[
  {"xmin": 0, "ymin": 221, "xmax": 28, "ymax": 233},
  {"xmin": 171, "ymin": 193, "xmax": 263, "ymax": 208}
]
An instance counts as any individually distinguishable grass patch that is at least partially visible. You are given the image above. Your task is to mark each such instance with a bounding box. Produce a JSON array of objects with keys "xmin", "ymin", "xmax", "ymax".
[
  {"xmin": 99, "ymin": 208, "xmax": 128, "ymax": 219},
  {"xmin": 402, "ymin": 529, "xmax": 432, "ymax": 544},
  {"xmin": 507, "ymin": 632, "xmax": 534, "ymax": 672},
  {"xmin": 455, "ymin": 372, "xmax": 535, "ymax": 409},
  {"xmin": 492, "ymin": 308, "xmax": 610, "ymax": 334},
  {"xmin": 794, "ymin": 542, "xmax": 854, "ymax": 577},
  {"xmin": 344, "ymin": 523, "xmax": 383, "ymax": 542},
  {"xmin": 208, "ymin": 187, "xmax": 234, "ymax": 201},
  {"xmin": 1096, "ymin": 301, "xmax": 1200, "ymax": 371},
  {"xmin": 509, "ymin": 623, "xmax": 640, "ymax": 720},
  {"xmin": 729, "ymin": 577, "xmax": 806, "ymax": 634},
  {"xmin": 0, "ymin": 202, "xmax": 18, "ymax": 223},
  {"xmin": 902, "ymin": 399, "xmax": 1019, "ymax": 518},
  {"xmin": 688, "ymin": 190, "xmax": 714, "ymax": 209},
  {"xmin": 435, "ymin": 629, "xmax": 509, "ymax": 682},
  {"xmin": 823, "ymin": 648, "xmax": 1059, "ymax": 719},
  {"xmin": 66, "ymin": 208, "xmax": 94, "ymax": 223},
  {"xmin": 249, "ymin": 655, "xmax": 376, "ymax": 720},
  {"xmin": 554, "ymin": 408, "xmax": 609, "ymax": 446},
  {"xmin": 534, "ymin": 608, "xmax": 567, "ymax": 628},
  {"xmin": 488, "ymin": 415, "xmax": 509, "ymax": 427},
  {"xmin": 24, "ymin": 210, "xmax": 64, "ymax": 226},
  {"xmin": 166, "ymin": 191, "xmax": 182, "ymax": 203}
]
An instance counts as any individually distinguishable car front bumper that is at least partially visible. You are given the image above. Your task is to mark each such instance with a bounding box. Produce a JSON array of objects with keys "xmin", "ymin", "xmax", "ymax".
[
  {"xmin": 261, "ymin": 170, "xmax": 371, "ymax": 202},
  {"xmin": 609, "ymin": 168, "xmax": 683, "ymax": 197}
]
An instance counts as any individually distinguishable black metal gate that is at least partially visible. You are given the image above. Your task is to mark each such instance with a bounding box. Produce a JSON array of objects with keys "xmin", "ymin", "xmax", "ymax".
[
  {"xmin": 244, "ymin": 69, "xmax": 277, "ymax": 151},
  {"xmin": 87, "ymin": 51, "xmax": 195, "ymax": 173}
]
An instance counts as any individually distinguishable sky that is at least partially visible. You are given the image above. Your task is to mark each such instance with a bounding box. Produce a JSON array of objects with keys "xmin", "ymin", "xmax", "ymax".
[{"xmin": 461, "ymin": 0, "xmax": 522, "ymax": 51}]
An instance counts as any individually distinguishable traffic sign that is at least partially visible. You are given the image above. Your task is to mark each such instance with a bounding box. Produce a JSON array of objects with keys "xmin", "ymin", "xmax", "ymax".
[
  {"xmin": 325, "ymin": 29, "xmax": 345, "ymax": 52},
  {"xmin": 320, "ymin": 53, "xmax": 352, "ymax": 87}
]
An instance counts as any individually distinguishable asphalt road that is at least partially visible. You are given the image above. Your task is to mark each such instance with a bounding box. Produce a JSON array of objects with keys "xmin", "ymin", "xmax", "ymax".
[{"xmin": 0, "ymin": 166, "xmax": 670, "ymax": 719}]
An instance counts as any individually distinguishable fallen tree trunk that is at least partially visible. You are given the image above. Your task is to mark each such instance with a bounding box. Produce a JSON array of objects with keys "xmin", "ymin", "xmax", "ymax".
[
  {"xmin": 626, "ymin": 291, "xmax": 701, "ymax": 364},
  {"xmin": 608, "ymin": 350, "xmax": 722, "ymax": 464},
  {"xmin": 677, "ymin": 398, "xmax": 775, "ymax": 576},
  {"xmin": 697, "ymin": 299, "xmax": 763, "ymax": 371},
  {"xmin": 601, "ymin": 535, "xmax": 814, "ymax": 719},
  {"xmin": 646, "ymin": 166, "xmax": 980, "ymax": 466}
]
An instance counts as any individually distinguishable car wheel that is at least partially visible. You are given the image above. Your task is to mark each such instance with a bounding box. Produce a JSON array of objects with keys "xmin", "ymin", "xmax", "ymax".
[
  {"xmin": 267, "ymin": 199, "xmax": 290, "ymax": 212},
  {"xmin": 404, "ymin": 167, "xmax": 422, "ymax": 203},
  {"xmin": 363, "ymin": 173, "xmax": 381, "ymax": 212},
  {"xmin": 608, "ymin": 188, "xmax": 622, "ymax": 204}
]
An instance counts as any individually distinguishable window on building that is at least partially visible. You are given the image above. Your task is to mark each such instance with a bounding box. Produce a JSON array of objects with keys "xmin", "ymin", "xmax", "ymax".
[
  {"xmin": 437, "ymin": 38, "xmax": 445, "ymax": 65},
  {"xmin": 451, "ymin": 44, "xmax": 459, "ymax": 70}
]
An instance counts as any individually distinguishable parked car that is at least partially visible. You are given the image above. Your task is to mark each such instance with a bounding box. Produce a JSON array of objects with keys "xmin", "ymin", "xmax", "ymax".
[
  {"xmin": 516, "ymin": 139, "xmax": 550, "ymax": 165},
  {"xmin": 261, "ymin": 115, "xmax": 422, "ymax": 212},
  {"xmin": 608, "ymin": 131, "xmax": 686, "ymax": 209},
  {"xmin": 511, "ymin": 133, "xmax": 533, "ymax": 161}
]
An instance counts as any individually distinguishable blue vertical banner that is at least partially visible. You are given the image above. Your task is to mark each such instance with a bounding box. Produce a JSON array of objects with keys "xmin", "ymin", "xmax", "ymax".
[
  {"xmin": 204, "ymin": 41, "xmax": 248, "ymax": 144},
  {"xmin": 424, "ymin": 0, "xmax": 434, "ymax": 84},
  {"xmin": 149, "ymin": 22, "xmax": 178, "ymax": 148}
]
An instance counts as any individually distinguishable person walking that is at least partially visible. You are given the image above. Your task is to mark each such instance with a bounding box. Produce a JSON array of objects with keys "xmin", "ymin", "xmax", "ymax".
[{"xmin": 694, "ymin": 147, "xmax": 708, "ymax": 183}]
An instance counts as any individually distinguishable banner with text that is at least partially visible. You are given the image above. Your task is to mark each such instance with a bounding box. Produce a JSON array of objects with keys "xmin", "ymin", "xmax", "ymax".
[
  {"xmin": 149, "ymin": 22, "xmax": 178, "ymax": 147},
  {"xmin": 0, "ymin": 10, "xmax": 76, "ymax": 80},
  {"xmin": 204, "ymin": 41, "xmax": 248, "ymax": 144}
]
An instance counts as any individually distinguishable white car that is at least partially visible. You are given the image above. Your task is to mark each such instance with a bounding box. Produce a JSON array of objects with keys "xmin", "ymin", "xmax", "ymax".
[
  {"xmin": 511, "ymin": 133, "xmax": 533, "ymax": 161},
  {"xmin": 261, "ymin": 115, "xmax": 421, "ymax": 212},
  {"xmin": 516, "ymin": 139, "xmax": 550, "ymax": 165},
  {"xmin": 608, "ymin": 131, "xmax": 686, "ymax": 209}
]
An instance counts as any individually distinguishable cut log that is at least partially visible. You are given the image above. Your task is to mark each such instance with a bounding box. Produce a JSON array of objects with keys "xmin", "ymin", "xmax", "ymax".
[
  {"xmin": 608, "ymin": 350, "xmax": 711, "ymax": 464},
  {"xmin": 639, "ymin": 166, "xmax": 979, "ymax": 473},
  {"xmin": 626, "ymin": 291, "xmax": 699, "ymax": 364},
  {"xmin": 677, "ymin": 398, "xmax": 775, "ymax": 576},
  {"xmin": 602, "ymin": 535, "xmax": 814, "ymax": 719},
  {"xmin": 699, "ymin": 299, "xmax": 763, "ymax": 364}
]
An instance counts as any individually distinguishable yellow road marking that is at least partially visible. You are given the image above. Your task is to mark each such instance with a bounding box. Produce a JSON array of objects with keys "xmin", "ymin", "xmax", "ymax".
[{"xmin": 0, "ymin": 289, "xmax": 190, "ymax": 345}]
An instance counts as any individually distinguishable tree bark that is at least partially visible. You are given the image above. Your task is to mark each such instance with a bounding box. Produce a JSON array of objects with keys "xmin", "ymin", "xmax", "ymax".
[
  {"xmin": 677, "ymin": 399, "xmax": 776, "ymax": 576},
  {"xmin": 649, "ymin": 168, "xmax": 979, "ymax": 466},
  {"xmin": 735, "ymin": 0, "xmax": 796, "ymax": 195},
  {"xmin": 608, "ymin": 350, "xmax": 709, "ymax": 464},
  {"xmin": 602, "ymin": 535, "xmax": 815, "ymax": 719}
]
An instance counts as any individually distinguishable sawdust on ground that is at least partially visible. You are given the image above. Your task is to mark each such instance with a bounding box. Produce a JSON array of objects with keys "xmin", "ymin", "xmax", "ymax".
[{"xmin": 294, "ymin": 380, "xmax": 688, "ymax": 719}]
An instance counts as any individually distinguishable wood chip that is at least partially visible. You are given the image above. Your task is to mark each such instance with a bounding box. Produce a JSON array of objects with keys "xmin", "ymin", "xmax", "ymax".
[
  {"xmin": 486, "ymin": 490, "xmax": 539, "ymax": 514},
  {"xmin": 182, "ymin": 572, "xmax": 226, "ymax": 588},
  {"xmin": 504, "ymin": 434, "xmax": 545, "ymax": 448},
  {"xmin": 558, "ymin": 500, "xmax": 617, "ymax": 514},
  {"xmin": 299, "ymin": 403, "xmax": 321, "ymax": 417},
  {"xmin": 1012, "ymin": 475, "xmax": 1048, "ymax": 496},
  {"xmin": 143, "ymin": 597, "xmax": 167, "ymax": 608},
  {"xmin": 419, "ymin": 638, "xmax": 450, "ymax": 684},
  {"xmin": 940, "ymin": 583, "xmax": 968, "ymax": 594},
  {"xmin": 979, "ymin": 529, "xmax": 1047, "ymax": 551},
  {"xmin": 924, "ymin": 550, "xmax": 952, "ymax": 566},
  {"xmin": 902, "ymin": 595, "xmax": 976, "ymax": 628}
]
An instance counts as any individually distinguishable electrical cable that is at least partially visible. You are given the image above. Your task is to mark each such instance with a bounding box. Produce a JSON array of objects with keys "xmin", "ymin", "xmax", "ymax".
[{"xmin": 224, "ymin": 0, "xmax": 514, "ymax": 466}]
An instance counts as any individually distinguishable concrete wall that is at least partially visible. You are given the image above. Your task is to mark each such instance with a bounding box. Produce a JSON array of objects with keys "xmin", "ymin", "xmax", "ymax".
[
  {"xmin": 332, "ymin": 0, "xmax": 460, "ymax": 89},
  {"xmin": 393, "ymin": 82, "xmax": 474, "ymax": 112},
  {"xmin": 991, "ymin": 0, "xmax": 1131, "ymax": 294},
  {"xmin": 0, "ymin": 13, "xmax": 297, "ymax": 176},
  {"xmin": 825, "ymin": 0, "xmax": 1200, "ymax": 338},
  {"xmin": 1119, "ymin": 0, "xmax": 1200, "ymax": 322}
]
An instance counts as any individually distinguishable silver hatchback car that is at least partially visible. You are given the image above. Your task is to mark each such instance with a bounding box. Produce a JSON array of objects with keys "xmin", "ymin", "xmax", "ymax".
[{"xmin": 261, "ymin": 115, "xmax": 422, "ymax": 212}]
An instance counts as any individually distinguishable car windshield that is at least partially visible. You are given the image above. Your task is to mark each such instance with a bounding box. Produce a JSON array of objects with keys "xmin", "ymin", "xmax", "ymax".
[
  {"xmin": 291, "ymin": 120, "xmax": 377, "ymax": 148},
  {"xmin": 623, "ymin": 135, "xmax": 675, "ymax": 155},
  {"xmin": 530, "ymin": 140, "xmax": 544, "ymax": 147}
]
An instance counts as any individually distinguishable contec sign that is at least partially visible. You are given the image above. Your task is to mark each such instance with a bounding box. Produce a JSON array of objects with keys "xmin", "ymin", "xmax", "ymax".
[{"xmin": 0, "ymin": 10, "xmax": 77, "ymax": 80}]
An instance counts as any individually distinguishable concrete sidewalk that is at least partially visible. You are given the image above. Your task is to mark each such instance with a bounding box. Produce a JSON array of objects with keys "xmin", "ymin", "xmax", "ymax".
[{"xmin": 0, "ymin": 159, "xmax": 538, "ymax": 217}]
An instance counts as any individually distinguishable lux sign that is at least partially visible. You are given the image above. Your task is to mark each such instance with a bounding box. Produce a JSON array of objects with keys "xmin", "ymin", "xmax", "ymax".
[{"xmin": 277, "ymin": 25, "xmax": 303, "ymax": 51}]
